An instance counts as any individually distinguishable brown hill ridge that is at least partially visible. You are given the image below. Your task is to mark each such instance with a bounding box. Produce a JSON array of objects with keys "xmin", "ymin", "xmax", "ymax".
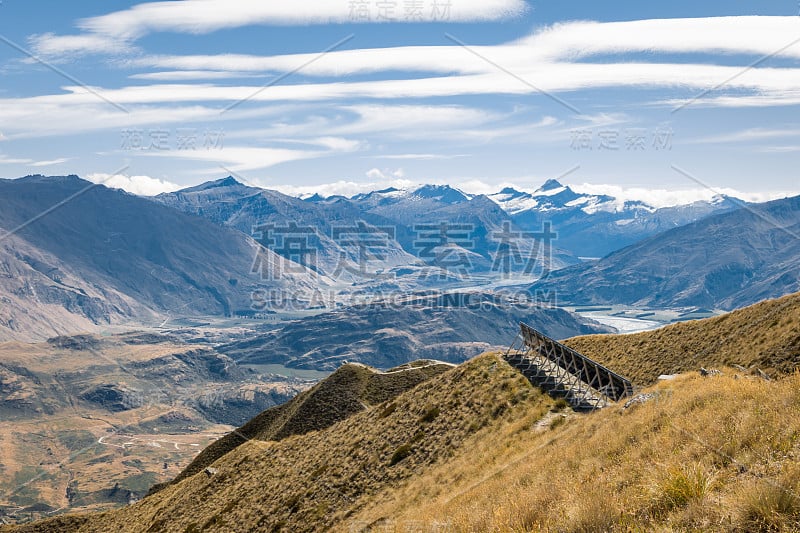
[
  {"xmin": 150, "ymin": 359, "xmax": 455, "ymax": 492},
  {"xmin": 10, "ymin": 353, "xmax": 550, "ymax": 532}
]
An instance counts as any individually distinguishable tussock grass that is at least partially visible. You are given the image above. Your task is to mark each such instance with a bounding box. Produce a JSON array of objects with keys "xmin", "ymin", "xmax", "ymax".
[
  {"xmin": 565, "ymin": 291, "xmax": 800, "ymax": 385},
  {"xmin": 348, "ymin": 371, "xmax": 800, "ymax": 532}
]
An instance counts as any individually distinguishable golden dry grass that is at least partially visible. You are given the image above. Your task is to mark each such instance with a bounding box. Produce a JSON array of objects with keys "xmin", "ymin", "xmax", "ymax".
[
  {"xmin": 17, "ymin": 364, "xmax": 800, "ymax": 533},
  {"xmin": 154, "ymin": 360, "xmax": 454, "ymax": 491},
  {"xmin": 10, "ymin": 353, "xmax": 549, "ymax": 532},
  {"xmin": 565, "ymin": 291, "xmax": 800, "ymax": 385},
  {"xmin": 347, "ymin": 370, "xmax": 800, "ymax": 532}
]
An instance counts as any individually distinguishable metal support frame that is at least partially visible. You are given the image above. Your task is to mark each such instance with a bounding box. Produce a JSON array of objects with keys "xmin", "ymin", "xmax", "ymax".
[{"xmin": 506, "ymin": 323, "xmax": 634, "ymax": 410}]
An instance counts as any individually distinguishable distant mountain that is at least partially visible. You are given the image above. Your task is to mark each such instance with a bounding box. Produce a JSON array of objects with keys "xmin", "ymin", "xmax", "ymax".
[
  {"xmin": 219, "ymin": 292, "xmax": 612, "ymax": 370},
  {"xmin": 530, "ymin": 195, "xmax": 800, "ymax": 310},
  {"xmin": 302, "ymin": 179, "xmax": 740, "ymax": 262},
  {"xmin": 154, "ymin": 178, "xmax": 420, "ymax": 283},
  {"xmin": 489, "ymin": 180, "xmax": 742, "ymax": 258},
  {"xmin": 157, "ymin": 176, "xmax": 745, "ymax": 286},
  {"xmin": 156, "ymin": 179, "xmax": 579, "ymax": 282},
  {"xmin": 329, "ymin": 183, "xmax": 578, "ymax": 274},
  {"xmin": 0, "ymin": 232, "xmax": 146, "ymax": 342},
  {"xmin": 0, "ymin": 175, "xmax": 316, "ymax": 340}
]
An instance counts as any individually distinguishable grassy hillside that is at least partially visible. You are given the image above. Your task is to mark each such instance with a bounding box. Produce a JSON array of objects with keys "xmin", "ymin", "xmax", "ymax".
[
  {"xmin": 12, "ymin": 354, "xmax": 551, "ymax": 532},
  {"xmin": 6, "ymin": 292, "xmax": 800, "ymax": 532},
  {"xmin": 350, "ymin": 369, "xmax": 800, "ymax": 532},
  {"xmin": 565, "ymin": 290, "xmax": 800, "ymax": 385},
  {"xmin": 151, "ymin": 360, "xmax": 454, "ymax": 492}
]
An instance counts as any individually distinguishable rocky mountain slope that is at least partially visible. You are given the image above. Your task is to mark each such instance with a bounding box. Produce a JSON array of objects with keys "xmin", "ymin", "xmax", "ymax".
[
  {"xmin": 11, "ymin": 291, "xmax": 800, "ymax": 532},
  {"xmin": 0, "ymin": 233, "xmax": 146, "ymax": 342},
  {"xmin": 219, "ymin": 292, "xmax": 612, "ymax": 370},
  {"xmin": 0, "ymin": 175, "xmax": 317, "ymax": 341},
  {"xmin": 154, "ymin": 178, "xmax": 419, "ymax": 283},
  {"xmin": 531, "ymin": 194, "xmax": 800, "ymax": 310}
]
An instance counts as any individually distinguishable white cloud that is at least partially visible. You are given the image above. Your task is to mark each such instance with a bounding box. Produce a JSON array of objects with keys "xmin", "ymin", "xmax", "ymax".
[
  {"xmin": 228, "ymin": 105, "xmax": 510, "ymax": 145},
  {"xmin": 0, "ymin": 155, "xmax": 33, "ymax": 165},
  {"xmin": 376, "ymin": 153, "xmax": 468, "ymax": 160},
  {"xmin": 303, "ymin": 137, "xmax": 363, "ymax": 152},
  {"xmin": 130, "ymin": 46, "xmax": 494, "ymax": 77},
  {"xmin": 86, "ymin": 173, "xmax": 182, "ymax": 196},
  {"xmin": 137, "ymin": 136, "xmax": 362, "ymax": 173},
  {"xmin": 30, "ymin": 158, "xmax": 70, "ymax": 167},
  {"xmin": 366, "ymin": 167, "xmax": 405, "ymax": 181},
  {"xmin": 29, "ymin": 32, "xmax": 135, "ymax": 59},
  {"xmin": 128, "ymin": 16, "xmax": 800, "ymax": 78},
  {"xmin": 32, "ymin": 0, "xmax": 526, "ymax": 57},
  {"xmin": 661, "ymin": 91, "xmax": 800, "ymax": 108},
  {"xmin": 568, "ymin": 183, "xmax": 798, "ymax": 208},
  {"xmin": 758, "ymin": 145, "xmax": 800, "ymax": 153},
  {"xmin": 332, "ymin": 104, "xmax": 498, "ymax": 136},
  {"xmin": 0, "ymin": 100, "xmax": 295, "ymax": 139},
  {"xmin": 129, "ymin": 70, "xmax": 264, "ymax": 81},
  {"xmin": 141, "ymin": 146, "xmax": 323, "ymax": 173},
  {"xmin": 91, "ymin": 0, "xmax": 525, "ymax": 34},
  {"xmin": 20, "ymin": 60, "xmax": 798, "ymax": 110},
  {"xmin": 268, "ymin": 178, "xmax": 417, "ymax": 198},
  {"xmin": 452, "ymin": 179, "xmax": 528, "ymax": 196},
  {"xmin": 513, "ymin": 16, "xmax": 800, "ymax": 61},
  {"xmin": 689, "ymin": 127, "xmax": 800, "ymax": 145},
  {"xmin": 19, "ymin": 15, "xmax": 800, "ymax": 111}
]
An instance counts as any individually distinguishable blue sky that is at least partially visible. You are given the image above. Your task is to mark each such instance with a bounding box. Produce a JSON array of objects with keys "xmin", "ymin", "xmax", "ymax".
[{"xmin": 0, "ymin": 0, "xmax": 798, "ymax": 203}]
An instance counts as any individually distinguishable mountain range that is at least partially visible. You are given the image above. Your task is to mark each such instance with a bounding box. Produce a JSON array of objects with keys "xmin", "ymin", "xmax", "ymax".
[
  {"xmin": 308, "ymin": 178, "xmax": 740, "ymax": 263},
  {"xmin": 488, "ymin": 178, "xmax": 742, "ymax": 258},
  {"xmin": 154, "ymin": 178, "xmax": 579, "ymax": 283},
  {"xmin": 0, "ymin": 174, "xmax": 793, "ymax": 343},
  {"xmin": 152, "ymin": 176, "xmax": 741, "ymax": 287},
  {"xmin": 530, "ymin": 194, "xmax": 800, "ymax": 310}
]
